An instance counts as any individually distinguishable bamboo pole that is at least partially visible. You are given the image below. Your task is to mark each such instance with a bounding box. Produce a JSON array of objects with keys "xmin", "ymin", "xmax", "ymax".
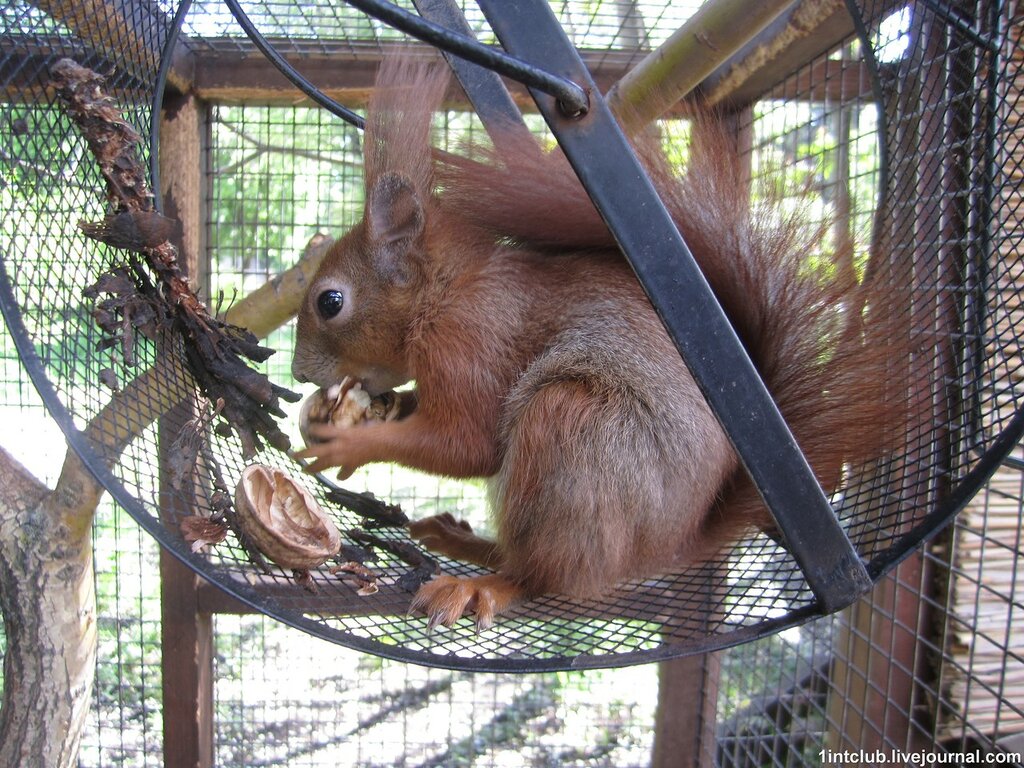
[
  {"xmin": 605, "ymin": 0, "xmax": 796, "ymax": 128},
  {"xmin": 701, "ymin": 0, "xmax": 855, "ymax": 107},
  {"xmin": 221, "ymin": 233, "xmax": 334, "ymax": 338}
]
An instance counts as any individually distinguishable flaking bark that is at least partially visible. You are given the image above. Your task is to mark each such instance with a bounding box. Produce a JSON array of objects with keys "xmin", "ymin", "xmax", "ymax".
[{"xmin": 0, "ymin": 446, "xmax": 96, "ymax": 768}]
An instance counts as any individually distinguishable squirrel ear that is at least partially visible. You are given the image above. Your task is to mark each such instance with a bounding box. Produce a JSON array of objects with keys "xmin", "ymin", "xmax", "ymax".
[{"xmin": 366, "ymin": 172, "xmax": 424, "ymax": 248}]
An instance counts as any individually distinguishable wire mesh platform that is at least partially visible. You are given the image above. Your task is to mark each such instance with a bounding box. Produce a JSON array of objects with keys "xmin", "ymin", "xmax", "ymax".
[{"xmin": 1, "ymin": 0, "xmax": 1022, "ymax": 671}]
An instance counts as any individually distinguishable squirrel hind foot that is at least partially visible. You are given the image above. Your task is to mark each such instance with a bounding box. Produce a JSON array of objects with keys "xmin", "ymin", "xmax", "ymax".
[
  {"xmin": 408, "ymin": 512, "xmax": 502, "ymax": 569},
  {"xmin": 410, "ymin": 573, "xmax": 522, "ymax": 631}
]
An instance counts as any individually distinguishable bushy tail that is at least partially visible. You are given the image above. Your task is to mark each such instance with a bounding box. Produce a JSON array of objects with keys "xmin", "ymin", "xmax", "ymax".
[{"xmin": 437, "ymin": 111, "xmax": 908, "ymax": 558}]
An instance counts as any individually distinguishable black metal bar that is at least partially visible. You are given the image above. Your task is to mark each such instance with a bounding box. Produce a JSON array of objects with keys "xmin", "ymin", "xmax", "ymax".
[
  {"xmin": 222, "ymin": 0, "xmax": 367, "ymax": 129},
  {"xmin": 342, "ymin": 0, "xmax": 589, "ymax": 116},
  {"xmin": 411, "ymin": 0, "xmax": 535, "ymax": 149},
  {"xmin": 476, "ymin": 0, "xmax": 873, "ymax": 613}
]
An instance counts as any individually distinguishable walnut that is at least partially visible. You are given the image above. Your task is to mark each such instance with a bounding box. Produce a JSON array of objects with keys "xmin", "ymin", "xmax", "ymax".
[
  {"xmin": 298, "ymin": 376, "xmax": 400, "ymax": 447},
  {"xmin": 233, "ymin": 464, "xmax": 341, "ymax": 570}
]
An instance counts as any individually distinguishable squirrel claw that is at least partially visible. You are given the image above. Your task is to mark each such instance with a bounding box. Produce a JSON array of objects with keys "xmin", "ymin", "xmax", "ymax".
[
  {"xmin": 292, "ymin": 442, "xmax": 360, "ymax": 479},
  {"xmin": 410, "ymin": 573, "xmax": 521, "ymax": 631}
]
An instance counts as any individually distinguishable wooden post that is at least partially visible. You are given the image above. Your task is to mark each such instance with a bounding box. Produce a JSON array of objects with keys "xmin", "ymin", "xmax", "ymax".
[
  {"xmin": 159, "ymin": 553, "xmax": 215, "ymax": 768},
  {"xmin": 652, "ymin": 653, "xmax": 721, "ymax": 768},
  {"xmin": 826, "ymin": 556, "xmax": 933, "ymax": 752},
  {"xmin": 158, "ymin": 90, "xmax": 214, "ymax": 768}
]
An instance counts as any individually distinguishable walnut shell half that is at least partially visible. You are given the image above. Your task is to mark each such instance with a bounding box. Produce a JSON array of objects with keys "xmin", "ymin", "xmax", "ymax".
[
  {"xmin": 298, "ymin": 376, "xmax": 400, "ymax": 447},
  {"xmin": 234, "ymin": 464, "xmax": 341, "ymax": 570}
]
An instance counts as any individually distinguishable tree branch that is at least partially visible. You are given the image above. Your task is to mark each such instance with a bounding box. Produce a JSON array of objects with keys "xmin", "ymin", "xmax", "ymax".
[
  {"xmin": 606, "ymin": 0, "xmax": 795, "ymax": 128},
  {"xmin": 51, "ymin": 58, "xmax": 301, "ymax": 459},
  {"xmin": 0, "ymin": 231, "xmax": 332, "ymax": 767},
  {"xmin": 0, "ymin": 446, "xmax": 96, "ymax": 768},
  {"xmin": 213, "ymin": 121, "xmax": 362, "ymax": 176}
]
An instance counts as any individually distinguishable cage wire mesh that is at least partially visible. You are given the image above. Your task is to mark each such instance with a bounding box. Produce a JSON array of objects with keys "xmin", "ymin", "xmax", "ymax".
[
  {"xmin": 1, "ymin": 0, "xmax": 1023, "ymax": 674},
  {"xmin": 707, "ymin": 478, "xmax": 1024, "ymax": 764},
  {"xmin": 0, "ymin": 331, "xmax": 665, "ymax": 767},
  {"xmin": 707, "ymin": 5, "xmax": 1024, "ymax": 757}
]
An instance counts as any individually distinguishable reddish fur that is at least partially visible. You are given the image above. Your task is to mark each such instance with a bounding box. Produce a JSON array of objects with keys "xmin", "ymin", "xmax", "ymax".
[{"xmin": 292, "ymin": 56, "xmax": 906, "ymax": 625}]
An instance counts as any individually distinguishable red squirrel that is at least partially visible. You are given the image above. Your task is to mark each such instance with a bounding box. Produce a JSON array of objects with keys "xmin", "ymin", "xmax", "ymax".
[{"xmin": 292, "ymin": 56, "xmax": 903, "ymax": 629}]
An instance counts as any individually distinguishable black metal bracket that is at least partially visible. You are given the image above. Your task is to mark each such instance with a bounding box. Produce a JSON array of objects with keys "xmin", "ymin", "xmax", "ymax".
[{"xmin": 473, "ymin": 0, "xmax": 873, "ymax": 613}]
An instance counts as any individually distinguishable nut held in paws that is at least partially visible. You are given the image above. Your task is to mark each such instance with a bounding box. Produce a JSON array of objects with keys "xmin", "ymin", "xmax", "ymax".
[{"xmin": 298, "ymin": 376, "xmax": 400, "ymax": 447}]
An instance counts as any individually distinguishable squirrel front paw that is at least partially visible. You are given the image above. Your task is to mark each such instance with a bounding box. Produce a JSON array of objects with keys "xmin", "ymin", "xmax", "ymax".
[
  {"xmin": 408, "ymin": 512, "xmax": 501, "ymax": 568},
  {"xmin": 293, "ymin": 431, "xmax": 362, "ymax": 479},
  {"xmin": 410, "ymin": 573, "xmax": 522, "ymax": 630},
  {"xmin": 294, "ymin": 420, "xmax": 390, "ymax": 479}
]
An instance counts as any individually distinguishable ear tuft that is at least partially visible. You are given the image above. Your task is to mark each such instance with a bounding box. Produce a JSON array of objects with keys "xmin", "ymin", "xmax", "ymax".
[{"xmin": 367, "ymin": 172, "xmax": 424, "ymax": 247}]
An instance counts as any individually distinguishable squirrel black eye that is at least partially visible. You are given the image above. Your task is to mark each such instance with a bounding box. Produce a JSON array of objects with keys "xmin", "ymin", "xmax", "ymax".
[{"xmin": 316, "ymin": 289, "xmax": 345, "ymax": 320}]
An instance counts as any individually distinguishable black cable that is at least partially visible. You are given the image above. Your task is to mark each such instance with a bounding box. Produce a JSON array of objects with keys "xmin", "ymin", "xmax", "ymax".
[{"xmin": 223, "ymin": 0, "xmax": 367, "ymax": 129}]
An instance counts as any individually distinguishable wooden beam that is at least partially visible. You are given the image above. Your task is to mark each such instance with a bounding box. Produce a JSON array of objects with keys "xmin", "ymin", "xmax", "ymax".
[
  {"xmin": 2, "ymin": 17, "xmax": 874, "ymax": 111},
  {"xmin": 184, "ymin": 36, "xmax": 868, "ymax": 110},
  {"xmin": 194, "ymin": 572, "xmax": 737, "ymax": 628},
  {"xmin": 28, "ymin": 0, "xmax": 191, "ymax": 92},
  {"xmin": 9, "ymin": 0, "xmax": 886, "ymax": 112},
  {"xmin": 195, "ymin": 576, "xmax": 414, "ymax": 617},
  {"xmin": 700, "ymin": 0, "xmax": 901, "ymax": 107},
  {"xmin": 189, "ymin": 41, "xmax": 653, "ymax": 110}
]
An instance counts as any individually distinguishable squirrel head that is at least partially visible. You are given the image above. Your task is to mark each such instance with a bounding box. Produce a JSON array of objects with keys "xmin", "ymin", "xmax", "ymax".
[{"xmin": 292, "ymin": 171, "xmax": 427, "ymax": 396}]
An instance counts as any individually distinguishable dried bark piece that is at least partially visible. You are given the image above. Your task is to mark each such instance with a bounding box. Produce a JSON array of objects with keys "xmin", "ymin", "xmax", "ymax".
[
  {"xmin": 330, "ymin": 561, "xmax": 380, "ymax": 595},
  {"xmin": 180, "ymin": 516, "xmax": 229, "ymax": 553},
  {"xmin": 348, "ymin": 530, "xmax": 440, "ymax": 593},
  {"xmin": 233, "ymin": 464, "xmax": 341, "ymax": 570},
  {"xmin": 325, "ymin": 486, "xmax": 409, "ymax": 528},
  {"xmin": 51, "ymin": 58, "xmax": 298, "ymax": 459}
]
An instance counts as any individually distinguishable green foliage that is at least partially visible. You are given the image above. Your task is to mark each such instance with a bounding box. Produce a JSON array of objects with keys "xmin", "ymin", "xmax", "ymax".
[{"xmin": 207, "ymin": 104, "xmax": 365, "ymax": 295}]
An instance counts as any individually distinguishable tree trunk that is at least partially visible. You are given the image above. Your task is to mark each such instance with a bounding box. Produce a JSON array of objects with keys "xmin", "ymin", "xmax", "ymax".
[
  {"xmin": 0, "ymin": 445, "xmax": 98, "ymax": 768},
  {"xmin": 0, "ymin": 230, "xmax": 330, "ymax": 765}
]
